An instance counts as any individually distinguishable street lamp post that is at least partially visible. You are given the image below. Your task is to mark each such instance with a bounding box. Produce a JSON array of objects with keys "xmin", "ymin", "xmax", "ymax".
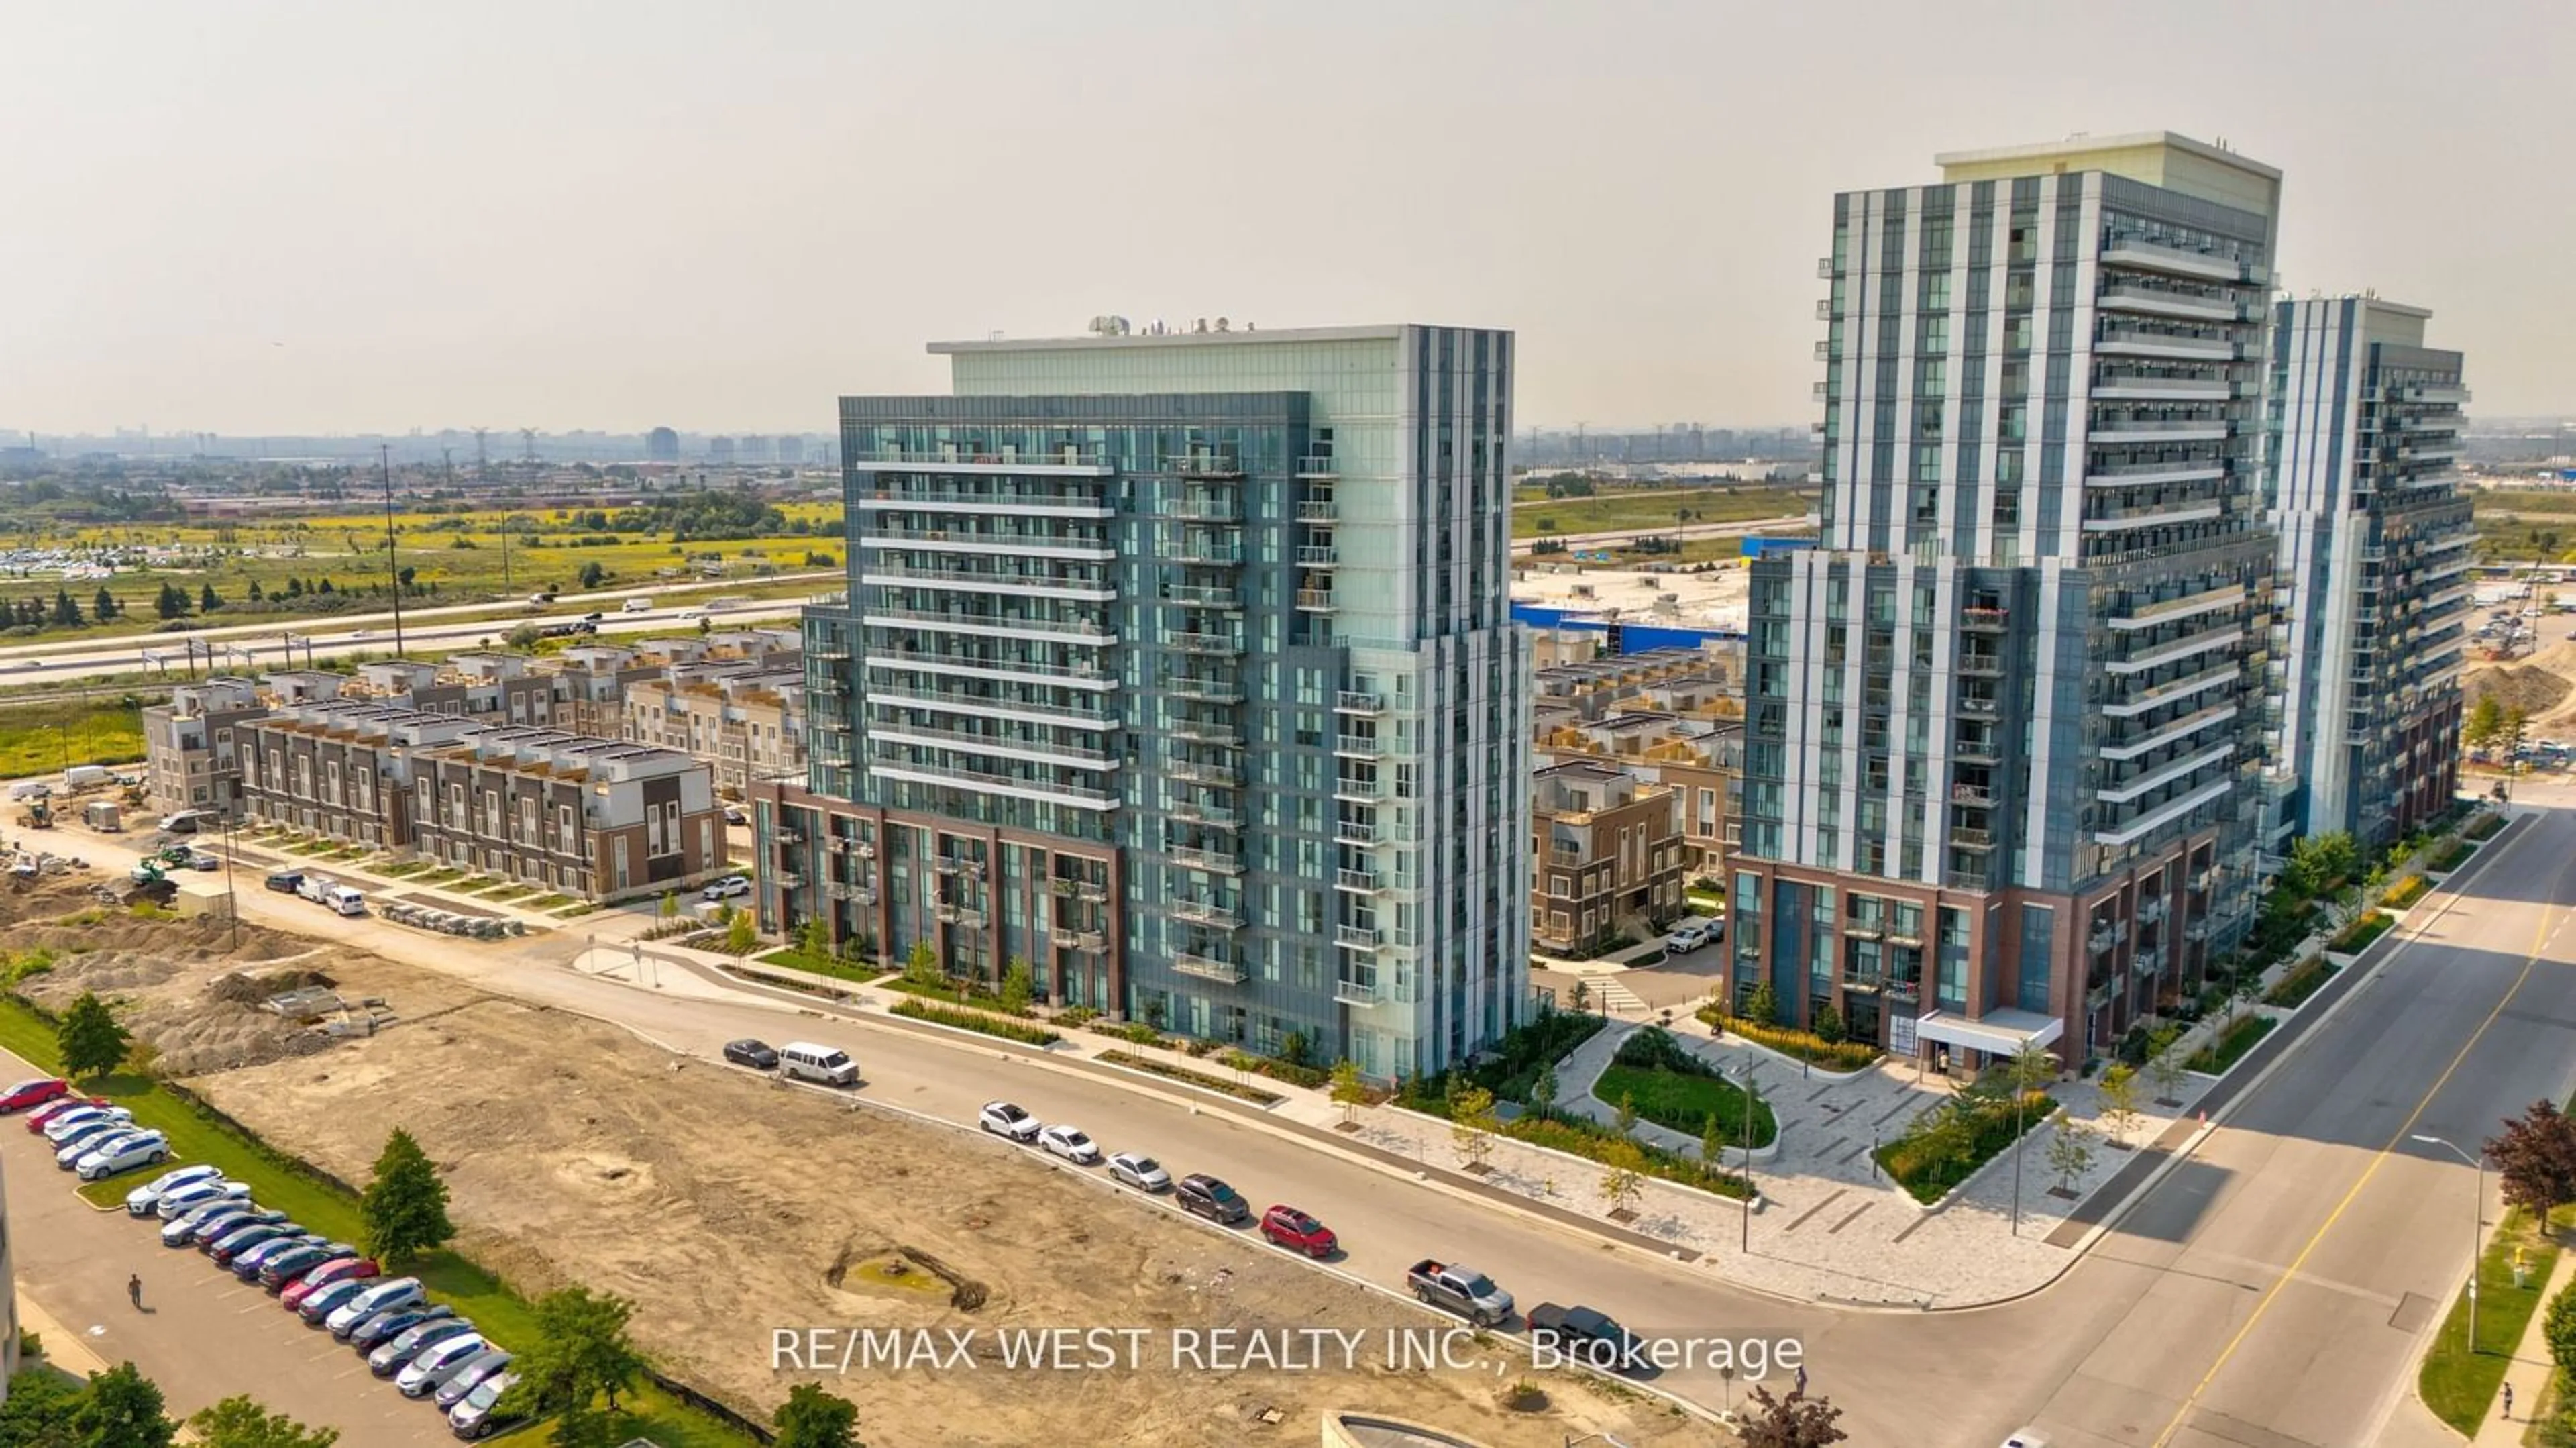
[{"xmin": 2414, "ymin": 1133, "xmax": 2487, "ymax": 1353}]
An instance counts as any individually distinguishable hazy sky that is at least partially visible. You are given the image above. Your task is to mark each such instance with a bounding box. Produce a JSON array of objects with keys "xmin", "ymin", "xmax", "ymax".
[{"xmin": 5, "ymin": 1, "xmax": 2570, "ymax": 436}]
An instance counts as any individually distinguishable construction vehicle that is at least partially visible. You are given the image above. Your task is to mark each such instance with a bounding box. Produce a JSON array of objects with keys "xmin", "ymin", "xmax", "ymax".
[
  {"xmin": 15, "ymin": 801, "xmax": 52, "ymax": 830},
  {"xmin": 80, "ymin": 800, "xmax": 122, "ymax": 832}
]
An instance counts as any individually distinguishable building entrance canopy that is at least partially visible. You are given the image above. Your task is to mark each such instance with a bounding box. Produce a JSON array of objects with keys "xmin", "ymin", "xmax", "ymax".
[{"xmin": 1913, "ymin": 1007, "xmax": 2064, "ymax": 1057}]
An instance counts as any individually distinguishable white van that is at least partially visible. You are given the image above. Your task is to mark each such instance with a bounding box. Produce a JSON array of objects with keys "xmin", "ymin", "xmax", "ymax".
[
  {"xmin": 9, "ymin": 781, "xmax": 51, "ymax": 803},
  {"xmin": 322, "ymin": 885, "xmax": 366, "ymax": 917},
  {"xmin": 64, "ymin": 765, "xmax": 113, "ymax": 790},
  {"xmin": 621, "ymin": 597, "xmax": 653, "ymax": 613},
  {"xmin": 777, "ymin": 1041, "xmax": 858, "ymax": 1087}
]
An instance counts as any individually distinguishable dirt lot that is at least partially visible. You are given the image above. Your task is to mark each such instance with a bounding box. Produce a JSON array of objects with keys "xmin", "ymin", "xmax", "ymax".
[
  {"xmin": 6, "ymin": 882, "xmax": 1715, "ymax": 1447},
  {"xmin": 2464, "ymin": 639, "xmax": 2576, "ymax": 724}
]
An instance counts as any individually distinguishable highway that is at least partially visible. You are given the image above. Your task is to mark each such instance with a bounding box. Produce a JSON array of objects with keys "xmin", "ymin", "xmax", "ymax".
[
  {"xmin": 1508, "ymin": 513, "xmax": 1809, "ymax": 556},
  {"xmin": 0, "ymin": 571, "xmax": 838, "ymax": 684},
  {"xmin": 52, "ymin": 792, "xmax": 2576, "ymax": 1446}
]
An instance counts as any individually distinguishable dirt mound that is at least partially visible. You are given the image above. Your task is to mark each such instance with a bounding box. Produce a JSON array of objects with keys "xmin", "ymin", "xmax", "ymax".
[{"xmin": 2465, "ymin": 662, "xmax": 2574, "ymax": 717}]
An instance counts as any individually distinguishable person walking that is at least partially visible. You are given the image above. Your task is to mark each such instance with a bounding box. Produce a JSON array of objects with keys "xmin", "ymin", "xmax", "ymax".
[
  {"xmin": 126, "ymin": 1273, "xmax": 141, "ymax": 1311},
  {"xmin": 2504, "ymin": 1381, "xmax": 2515, "ymax": 1420}
]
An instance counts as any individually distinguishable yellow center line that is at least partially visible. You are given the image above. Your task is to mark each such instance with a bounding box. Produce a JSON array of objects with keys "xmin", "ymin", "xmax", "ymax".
[{"xmin": 2147, "ymin": 837, "xmax": 2567, "ymax": 1448}]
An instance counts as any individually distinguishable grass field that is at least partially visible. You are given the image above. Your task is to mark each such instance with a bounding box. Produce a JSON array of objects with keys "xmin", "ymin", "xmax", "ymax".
[
  {"xmin": 0, "ymin": 697, "xmax": 145, "ymax": 776},
  {"xmin": 1593, "ymin": 1063, "xmax": 1778, "ymax": 1147},
  {"xmin": 2418, "ymin": 1204, "xmax": 2563, "ymax": 1434},
  {"xmin": 1513, "ymin": 487, "xmax": 1807, "ymax": 539},
  {"xmin": 0, "ymin": 997, "xmax": 757, "ymax": 1447}
]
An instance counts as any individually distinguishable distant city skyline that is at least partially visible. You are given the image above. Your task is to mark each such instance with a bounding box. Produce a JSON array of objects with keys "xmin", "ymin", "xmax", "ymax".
[{"xmin": 3, "ymin": 3, "xmax": 2571, "ymax": 431}]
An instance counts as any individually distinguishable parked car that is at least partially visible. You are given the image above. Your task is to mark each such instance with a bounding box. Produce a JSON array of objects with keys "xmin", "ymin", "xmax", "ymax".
[
  {"xmin": 264, "ymin": 870, "xmax": 304, "ymax": 894},
  {"xmin": 1526, "ymin": 1301, "xmax": 1644, "ymax": 1372},
  {"xmin": 327, "ymin": 1278, "xmax": 425, "ymax": 1337},
  {"xmin": 434, "ymin": 1349, "xmax": 515, "ymax": 1410},
  {"xmin": 76, "ymin": 1130, "xmax": 170, "ymax": 1180},
  {"xmin": 700, "ymin": 874, "xmax": 751, "ymax": 901},
  {"xmin": 206, "ymin": 1221, "xmax": 301, "ymax": 1265},
  {"xmin": 1664, "ymin": 917, "xmax": 1724, "ymax": 955},
  {"xmin": 0, "ymin": 1077, "xmax": 69, "ymax": 1113},
  {"xmin": 25, "ymin": 1095, "xmax": 107, "ymax": 1131},
  {"xmin": 1106, "ymin": 1153, "xmax": 1171, "ymax": 1192},
  {"xmin": 43, "ymin": 1106, "xmax": 133, "ymax": 1143},
  {"xmin": 399, "ymin": 1333, "xmax": 493, "ymax": 1397},
  {"xmin": 148, "ymin": 1176, "xmax": 249, "ymax": 1220},
  {"xmin": 257, "ymin": 1241, "xmax": 356, "ymax": 1290},
  {"xmin": 1037, "ymin": 1124, "xmax": 1101, "ymax": 1165},
  {"xmin": 1405, "ymin": 1259, "xmax": 1514, "ymax": 1327},
  {"xmin": 777, "ymin": 1042, "xmax": 857, "ymax": 1086},
  {"xmin": 581, "ymin": 611, "xmax": 604, "ymax": 622},
  {"xmin": 979, "ymin": 1102, "xmax": 1042, "ymax": 1141},
  {"xmin": 350, "ymin": 1302, "xmax": 450, "ymax": 1349},
  {"xmin": 446, "ymin": 1370, "xmax": 523, "ymax": 1439},
  {"xmin": 722, "ymin": 1039, "xmax": 780, "ymax": 1071},
  {"xmin": 371, "ymin": 1318, "xmax": 477, "ymax": 1376},
  {"xmin": 166, "ymin": 1204, "xmax": 280, "ymax": 1248},
  {"xmin": 294, "ymin": 1274, "xmax": 380, "ymax": 1325},
  {"xmin": 228, "ymin": 1232, "xmax": 325, "ymax": 1277},
  {"xmin": 60, "ymin": 1125, "xmax": 152, "ymax": 1169},
  {"xmin": 183, "ymin": 850, "xmax": 219, "ymax": 870},
  {"xmin": 284, "ymin": 1257, "xmax": 379, "ymax": 1312},
  {"xmin": 1258, "ymin": 1204, "xmax": 1338, "ymax": 1257},
  {"xmin": 125, "ymin": 1163, "xmax": 223, "ymax": 1216},
  {"xmin": 1175, "ymin": 1174, "xmax": 1250, "ymax": 1225},
  {"xmin": 722, "ymin": 806, "xmax": 749, "ymax": 825}
]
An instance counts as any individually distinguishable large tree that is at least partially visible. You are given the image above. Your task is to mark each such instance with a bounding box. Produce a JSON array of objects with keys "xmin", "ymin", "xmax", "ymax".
[
  {"xmin": 68, "ymin": 1363, "xmax": 176, "ymax": 1448},
  {"xmin": 359, "ymin": 1127, "xmax": 455, "ymax": 1266},
  {"xmin": 56, "ymin": 991, "xmax": 131, "ymax": 1080},
  {"xmin": 504, "ymin": 1286, "xmax": 646, "ymax": 1420},
  {"xmin": 184, "ymin": 1397, "xmax": 339, "ymax": 1448},
  {"xmin": 2489, "ymin": 1099, "xmax": 2576, "ymax": 1220},
  {"xmin": 772, "ymin": 1384, "xmax": 865, "ymax": 1448}
]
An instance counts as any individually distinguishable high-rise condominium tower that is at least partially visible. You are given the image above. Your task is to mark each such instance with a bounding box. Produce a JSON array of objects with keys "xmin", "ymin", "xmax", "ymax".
[
  {"xmin": 1729, "ymin": 134, "xmax": 2282, "ymax": 1070},
  {"xmin": 757, "ymin": 323, "xmax": 1529, "ymax": 1077},
  {"xmin": 2263, "ymin": 296, "xmax": 2473, "ymax": 849}
]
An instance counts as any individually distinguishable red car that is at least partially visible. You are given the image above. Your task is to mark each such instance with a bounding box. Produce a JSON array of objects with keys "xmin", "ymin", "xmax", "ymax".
[
  {"xmin": 25, "ymin": 1096, "xmax": 107, "ymax": 1132},
  {"xmin": 1258, "ymin": 1204, "xmax": 1338, "ymax": 1257},
  {"xmin": 281, "ymin": 1257, "xmax": 378, "ymax": 1311},
  {"xmin": 0, "ymin": 1078, "xmax": 68, "ymax": 1114}
]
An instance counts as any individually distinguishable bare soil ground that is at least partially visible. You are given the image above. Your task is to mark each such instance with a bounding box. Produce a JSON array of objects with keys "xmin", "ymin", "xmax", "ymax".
[
  {"xmin": 2464, "ymin": 640, "xmax": 2576, "ymax": 723},
  {"xmin": 7, "ymin": 881, "xmax": 1717, "ymax": 1447}
]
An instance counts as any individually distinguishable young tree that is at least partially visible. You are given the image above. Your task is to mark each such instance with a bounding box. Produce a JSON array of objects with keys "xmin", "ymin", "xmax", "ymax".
[
  {"xmin": 198, "ymin": 584, "xmax": 220, "ymax": 613},
  {"xmin": 1569, "ymin": 978, "xmax": 1591, "ymax": 1015},
  {"xmin": 187, "ymin": 1396, "xmax": 341, "ymax": 1448},
  {"xmin": 2504, "ymin": 705, "xmax": 2532, "ymax": 761},
  {"xmin": 2097, "ymin": 1063, "xmax": 2143, "ymax": 1149},
  {"xmin": 153, "ymin": 583, "xmax": 187, "ymax": 619},
  {"xmin": 772, "ymin": 1383, "xmax": 865, "ymax": 1448},
  {"xmin": 2489, "ymin": 1099, "xmax": 2576, "ymax": 1220},
  {"xmin": 2147, "ymin": 1027, "xmax": 2189, "ymax": 1107},
  {"xmin": 359, "ymin": 1127, "xmax": 455, "ymax": 1266},
  {"xmin": 2466, "ymin": 693, "xmax": 2504, "ymax": 749},
  {"xmin": 2006, "ymin": 1040, "xmax": 2059, "ymax": 1097},
  {"xmin": 658, "ymin": 890, "xmax": 679, "ymax": 920},
  {"xmin": 1614, "ymin": 1090, "xmax": 1640, "ymax": 1138},
  {"xmin": 1527, "ymin": 1062, "xmax": 1558, "ymax": 1123},
  {"xmin": 1597, "ymin": 1139, "xmax": 1646, "ymax": 1219},
  {"xmin": 902, "ymin": 939, "xmax": 941, "ymax": 989},
  {"xmin": 50, "ymin": 589, "xmax": 80, "ymax": 626},
  {"xmin": 246, "ymin": 579, "xmax": 265, "ymax": 603},
  {"xmin": 1737, "ymin": 1386, "xmax": 1849, "ymax": 1448},
  {"xmin": 1450, "ymin": 1085, "xmax": 1499, "ymax": 1174},
  {"xmin": 724, "ymin": 911, "xmax": 759, "ymax": 962},
  {"xmin": 2046, "ymin": 1120, "xmax": 2098, "ymax": 1198},
  {"xmin": 503, "ymin": 1286, "xmax": 645, "ymax": 1418},
  {"xmin": 70, "ymin": 1362, "xmax": 176, "ymax": 1448},
  {"xmin": 57, "ymin": 990, "xmax": 131, "ymax": 1080},
  {"xmin": 1746, "ymin": 981, "xmax": 1780, "ymax": 1028},
  {"xmin": 796, "ymin": 915, "xmax": 831, "ymax": 964},
  {"xmin": 1328, "ymin": 1059, "xmax": 1368, "ymax": 1128},
  {"xmin": 1812, "ymin": 1002, "xmax": 1846, "ymax": 1045},
  {"xmin": 1701, "ymin": 1110, "xmax": 1727, "ymax": 1170},
  {"xmin": 93, "ymin": 585, "xmax": 117, "ymax": 620},
  {"xmin": 998, "ymin": 955, "xmax": 1034, "ymax": 1013},
  {"xmin": 578, "ymin": 560, "xmax": 609, "ymax": 589}
]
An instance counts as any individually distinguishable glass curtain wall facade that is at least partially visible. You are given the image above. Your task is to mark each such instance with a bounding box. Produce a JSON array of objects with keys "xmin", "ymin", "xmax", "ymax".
[
  {"xmin": 1731, "ymin": 134, "xmax": 2283, "ymax": 1070},
  {"xmin": 2262, "ymin": 297, "xmax": 2473, "ymax": 849},
  {"xmin": 756, "ymin": 325, "xmax": 1529, "ymax": 1078}
]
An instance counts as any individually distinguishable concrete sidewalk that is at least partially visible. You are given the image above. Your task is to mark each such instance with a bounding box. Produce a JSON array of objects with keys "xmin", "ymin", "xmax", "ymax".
[{"xmin": 2473, "ymin": 1238, "xmax": 2576, "ymax": 1444}]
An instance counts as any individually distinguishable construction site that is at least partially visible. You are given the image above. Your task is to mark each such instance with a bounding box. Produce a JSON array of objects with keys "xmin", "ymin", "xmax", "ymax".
[{"xmin": 0, "ymin": 870, "xmax": 1715, "ymax": 1448}]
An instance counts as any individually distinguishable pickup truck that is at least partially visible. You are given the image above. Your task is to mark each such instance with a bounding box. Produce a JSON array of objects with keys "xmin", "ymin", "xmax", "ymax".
[
  {"xmin": 1404, "ymin": 1259, "xmax": 1513, "ymax": 1327},
  {"xmin": 1527, "ymin": 1301, "xmax": 1643, "ymax": 1370}
]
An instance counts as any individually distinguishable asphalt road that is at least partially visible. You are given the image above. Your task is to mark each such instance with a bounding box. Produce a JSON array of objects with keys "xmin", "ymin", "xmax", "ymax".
[
  {"xmin": 1507, "ymin": 513, "xmax": 1809, "ymax": 556},
  {"xmin": 28, "ymin": 798, "xmax": 2576, "ymax": 1447}
]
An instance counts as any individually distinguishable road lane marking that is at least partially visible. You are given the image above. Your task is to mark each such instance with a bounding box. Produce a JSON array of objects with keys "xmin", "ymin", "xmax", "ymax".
[{"xmin": 2147, "ymin": 840, "xmax": 2571, "ymax": 1447}]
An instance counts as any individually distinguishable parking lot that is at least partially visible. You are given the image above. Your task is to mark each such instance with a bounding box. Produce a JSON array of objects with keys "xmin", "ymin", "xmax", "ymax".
[{"xmin": 0, "ymin": 1049, "xmax": 458, "ymax": 1446}]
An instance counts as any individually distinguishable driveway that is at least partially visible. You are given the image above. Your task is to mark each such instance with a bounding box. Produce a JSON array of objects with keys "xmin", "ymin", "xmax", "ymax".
[{"xmin": 0, "ymin": 1055, "xmax": 456, "ymax": 1445}]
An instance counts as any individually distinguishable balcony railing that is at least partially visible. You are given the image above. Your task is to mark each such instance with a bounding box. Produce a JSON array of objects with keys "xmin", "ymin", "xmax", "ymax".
[
  {"xmin": 1166, "ymin": 583, "xmax": 1241, "ymax": 609},
  {"xmin": 1336, "ymin": 924, "xmax": 1383, "ymax": 950},
  {"xmin": 1333, "ymin": 819, "xmax": 1377, "ymax": 845},
  {"xmin": 1333, "ymin": 976, "xmax": 1380, "ymax": 1006},
  {"xmin": 1297, "ymin": 546, "xmax": 1340, "ymax": 567},
  {"xmin": 1295, "ymin": 499, "xmax": 1338, "ymax": 522},
  {"xmin": 1167, "ymin": 760, "xmax": 1239, "ymax": 788},
  {"xmin": 1961, "ymin": 606, "xmax": 2009, "ymax": 632},
  {"xmin": 1167, "ymin": 677, "xmax": 1244, "ymax": 704},
  {"xmin": 1169, "ymin": 898, "xmax": 1243, "ymax": 930},
  {"xmin": 1168, "ymin": 631, "xmax": 1241, "ymax": 656},
  {"xmin": 1296, "ymin": 588, "xmax": 1337, "ymax": 612},
  {"xmin": 1169, "ymin": 799, "xmax": 1240, "ymax": 830},
  {"xmin": 1172, "ymin": 543, "xmax": 1243, "ymax": 567},
  {"xmin": 1295, "ymin": 456, "xmax": 1340, "ymax": 478},
  {"xmin": 1334, "ymin": 735, "xmax": 1383, "ymax": 758},
  {"xmin": 1169, "ymin": 845, "xmax": 1240, "ymax": 875},
  {"xmin": 1336, "ymin": 867, "xmax": 1386, "ymax": 893},
  {"xmin": 1173, "ymin": 953, "xmax": 1246, "ymax": 984},
  {"xmin": 1335, "ymin": 690, "xmax": 1385, "ymax": 715}
]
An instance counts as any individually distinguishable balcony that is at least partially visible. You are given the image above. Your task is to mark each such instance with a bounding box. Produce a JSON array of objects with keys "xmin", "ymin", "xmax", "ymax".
[
  {"xmin": 1168, "ymin": 720, "xmax": 1242, "ymax": 747},
  {"xmin": 1078, "ymin": 881, "xmax": 1110, "ymax": 903},
  {"xmin": 865, "ymin": 526, "xmax": 1116, "ymax": 562},
  {"xmin": 1334, "ymin": 734, "xmax": 1383, "ymax": 759},
  {"xmin": 863, "ymin": 608, "xmax": 1117, "ymax": 646},
  {"xmin": 1167, "ymin": 582, "xmax": 1241, "ymax": 609},
  {"xmin": 1172, "ymin": 543, "xmax": 1244, "ymax": 568},
  {"xmin": 1167, "ymin": 760, "xmax": 1239, "ymax": 788},
  {"xmin": 2184, "ymin": 919, "xmax": 2210, "ymax": 943},
  {"xmin": 1167, "ymin": 454, "xmax": 1246, "ymax": 478},
  {"xmin": 1333, "ymin": 976, "xmax": 1381, "ymax": 1006},
  {"xmin": 857, "ymin": 487, "xmax": 1112, "ymax": 518},
  {"xmin": 1295, "ymin": 456, "xmax": 1341, "ymax": 478},
  {"xmin": 1336, "ymin": 923, "xmax": 1383, "ymax": 950},
  {"xmin": 1336, "ymin": 867, "xmax": 1387, "ymax": 894},
  {"xmin": 1173, "ymin": 953, "xmax": 1246, "ymax": 984},
  {"xmin": 1297, "ymin": 588, "xmax": 1337, "ymax": 613},
  {"xmin": 1949, "ymin": 825, "xmax": 1994, "ymax": 851},
  {"xmin": 1956, "ymin": 650, "xmax": 2005, "ymax": 678},
  {"xmin": 865, "ymin": 754, "xmax": 1117, "ymax": 810},
  {"xmin": 2080, "ymin": 499, "xmax": 2225, "ymax": 533},
  {"xmin": 1298, "ymin": 546, "xmax": 1340, "ymax": 568},
  {"xmin": 849, "ymin": 447, "xmax": 1110, "ymax": 474},
  {"xmin": 1952, "ymin": 783, "xmax": 1996, "ymax": 807},
  {"xmin": 2137, "ymin": 896, "xmax": 2169, "ymax": 925},
  {"xmin": 1171, "ymin": 497, "xmax": 1241, "ymax": 523},
  {"xmin": 1296, "ymin": 498, "xmax": 1338, "ymax": 523},
  {"xmin": 1169, "ymin": 898, "xmax": 1243, "ymax": 931},
  {"xmin": 772, "ymin": 868, "xmax": 806, "ymax": 889},
  {"xmin": 1168, "ymin": 631, "xmax": 1241, "ymax": 656},
  {"xmin": 1332, "ymin": 776, "xmax": 1380, "ymax": 804},
  {"xmin": 2090, "ymin": 374, "xmax": 2234, "ymax": 403},
  {"xmin": 1958, "ymin": 694, "xmax": 1998, "ymax": 717},
  {"xmin": 1334, "ymin": 817, "xmax": 1377, "ymax": 845},
  {"xmin": 1049, "ymin": 927, "xmax": 1083, "ymax": 949},
  {"xmin": 1169, "ymin": 844, "xmax": 1241, "ymax": 876},
  {"xmin": 1961, "ymin": 606, "xmax": 2009, "ymax": 633},
  {"xmin": 2095, "ymin": 284, "xmax": 2241, "ymax": 323},
  {"xmin": 2082, "ymin": 462, "xmax": 2228, "ymax": 491},
  {"xmin": 2100, "ymin": 239, "xmax": 2251, "ymax": 284},
  {"xmin": 868, "ymin": 721, "xmax": 1119, "ymax": 768},
  {"xmin": 2094, "ymin": 329, "xmax": 2237, "ymax": 362},
  {"xmin": 1167, "ymin": 677, "xmax": 1244, "ymax": 704},
  {"xmin": 859, "ymin": 565, "xmax": 1118, "ymax": 602},
  {"xmin": 1169, "ymin": 799, "xmax": 1240, "ymax": 830},
  {"xmin": 1335, "ymin": 690, "xmax": 1386, "ymax": 715}
]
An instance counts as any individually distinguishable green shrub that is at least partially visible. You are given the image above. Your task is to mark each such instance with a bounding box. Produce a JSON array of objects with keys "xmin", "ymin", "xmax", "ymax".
[
  {"xmin": 2381, "ymin": 874, "xmax": 2430, "ymax": 909},
  {"xmin": 1594, "ymin": 1064, "xmax": 1777, "ymax": 1147},
  {"xmin": 1498, "ymin": 1110, "xmax": 1754, "ymax": 1200},
  {"xmin": 1695, "ymin": 1007, "xmax": 1883, "ymax": 1070},
  {"xmin": 889, "ymin": 998, "xmax": 1061, "ymax": 1046},
  {"xmin": 2186, "ymin": 1012, "xmax": 2276, "ymax": 1074},
  {"xmin": 2426, "ymin": 839, "xmax": 2476, "ymax": 872},
  {"xmin": 2465, "ymin": 813, "xmax": 2504, "ymax": 843},
  {"xmin": 2263, "ymin": 955, "xmax": 2340, "ymax": 1011},
  {"xmin": 1872, "ymin": 1088, "xmax": 2053, "ymax": 1203},
  {"xmin": 2328, "ymin": 911, "xmax": 2393, "ymax": 955},
  {"xmin": 1097, "ymin": 1050, "xmax": 1282, "ymax": 1105}
]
